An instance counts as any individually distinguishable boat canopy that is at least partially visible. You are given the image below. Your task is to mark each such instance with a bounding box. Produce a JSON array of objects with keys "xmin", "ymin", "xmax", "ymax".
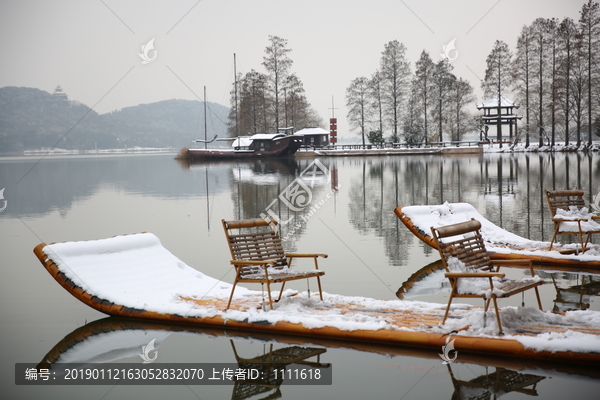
[
  {"xmin": 231, "ymin": 137, "xmax": 252, "ymax": 148},
  {"xmin": 230, "ymin": 133, "xmax": 287, "ymax": 147}
]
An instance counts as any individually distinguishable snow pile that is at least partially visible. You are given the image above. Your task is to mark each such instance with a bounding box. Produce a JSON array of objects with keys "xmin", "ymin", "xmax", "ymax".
[
  {"xmin": 447, "ymin": 257, "xmax": 505, "ymax": 298},
  {"xmin": 554, "ymin": 206, "xmax": 600, "ymax": 233}
]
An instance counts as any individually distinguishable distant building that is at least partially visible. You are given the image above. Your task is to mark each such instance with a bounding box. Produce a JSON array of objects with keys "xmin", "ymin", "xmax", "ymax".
[
  {"xmin": 52, "ymin": 85, "xmax": 68, "ymax": 100},
  {"xmin": 476, "ymin": 94, "xmax": 522, "ymax": 146},
  {"xmin": 293, "ymin": 127, "xmax": 329, "ymax": 148}
]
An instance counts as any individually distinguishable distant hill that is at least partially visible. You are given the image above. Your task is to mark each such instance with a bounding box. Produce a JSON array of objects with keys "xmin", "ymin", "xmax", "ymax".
[{"xmin": 0, "ymin": 86, "xmax": 229, "ymax": 153}]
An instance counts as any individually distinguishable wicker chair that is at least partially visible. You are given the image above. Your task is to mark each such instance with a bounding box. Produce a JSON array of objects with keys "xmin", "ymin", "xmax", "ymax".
[
  {"xmin": 222, "ymin": 218, "xmax": 326, "ymax": 310},
  {"xmin": 431, "ymin": 219, "xmax": 543, "ymax": 334},
  {"xmin": 545, "ymin": 189, "xmax": 600, "ymax": 253}
]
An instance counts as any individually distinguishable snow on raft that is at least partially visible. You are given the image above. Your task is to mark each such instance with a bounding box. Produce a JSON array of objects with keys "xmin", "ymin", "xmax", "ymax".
[
  {"xmin": 396, "ymin": 202, "xmax": 600, "ymax": 266},
  {"xmin": 34, "ymin": 233, "xmax": 600, "ymax": 363}
]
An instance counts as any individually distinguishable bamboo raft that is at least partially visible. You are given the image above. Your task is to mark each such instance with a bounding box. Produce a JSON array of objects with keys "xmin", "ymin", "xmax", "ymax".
[
  {"xmin": 395, "ymin": 203, "xmax": 600, "ymax": 271},
  {"xmin": 33, "ymin": 232, "xmax": 600, "ymax": 366}
]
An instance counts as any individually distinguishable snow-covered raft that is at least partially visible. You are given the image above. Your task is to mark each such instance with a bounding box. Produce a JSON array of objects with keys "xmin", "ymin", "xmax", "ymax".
[
  {"xmin": 395, "ymin": 203, "xmax": 600, "ymax": 270},
  {"xmin": 33, "ymin": 233, "xmax": 600, "ymax": 365}
]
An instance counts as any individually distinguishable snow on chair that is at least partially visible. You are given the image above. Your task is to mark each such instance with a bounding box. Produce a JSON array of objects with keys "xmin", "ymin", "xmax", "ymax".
[
  {"xmin": 545, "ymin": 189, "xmax": 600, "ymax": 254},
  {"xmin": 431, "ymin": 219, "xmax": 543, "ymax": 334},
  {"xmin": 222, "ymin": 218, "xmax": 327, "ymax": 310}
]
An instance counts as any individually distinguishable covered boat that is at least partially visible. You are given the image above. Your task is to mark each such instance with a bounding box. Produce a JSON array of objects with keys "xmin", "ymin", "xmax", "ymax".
[{"xmin": 187, "ymin": 133, "xmax": 302, "ymax": 159}]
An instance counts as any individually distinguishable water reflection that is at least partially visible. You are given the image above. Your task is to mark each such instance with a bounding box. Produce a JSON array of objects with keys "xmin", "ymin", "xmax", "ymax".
[
  {"xmin": 34, "ymin": 317, "xmax": 600, "ymax": 397},
  {"xmin": 447, "ymin": 364, "xmax": 544, "ymax": 400},
  {"xmin": 3, "ymin": 153, "xmax": 597, "ymax": 246},
  {"xmin": 230, "ymin": 340, "xmax": 330, "ymax": 400},
  {"xmin": 396, "ymin": 261, "xmax": 600, "ymax": 313},
  {"xmin": 346, "ymin": 153, "xmax": 598, "ymax": 247},
  {"xmin": 550, "ymin": 272, "xmax": 600, "ymax": 312}
]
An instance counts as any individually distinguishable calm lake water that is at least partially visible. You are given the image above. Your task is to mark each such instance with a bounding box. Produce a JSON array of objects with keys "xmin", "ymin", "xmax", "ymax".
[{"xmin": 1, "ymin": 152, "xmax": 599, "ymax": 399}]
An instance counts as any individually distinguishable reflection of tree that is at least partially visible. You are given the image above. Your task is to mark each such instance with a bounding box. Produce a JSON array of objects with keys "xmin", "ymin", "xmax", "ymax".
[
  {"xmin": 2, "ymin": 155, "xmax": 231, "ymax": 218},
  {"xmin": 347, "ymin": 152, "xmax": 598, "ymax": 267},
  {"xmin": 228, "ymin": 158, "xmax": 334, "ymax": 252}
]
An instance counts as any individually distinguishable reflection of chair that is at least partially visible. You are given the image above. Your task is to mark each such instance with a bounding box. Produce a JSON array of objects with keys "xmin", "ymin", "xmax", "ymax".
[
  {"xmin": 230, "ymin": 341, "xmax": 329, "ymax": 400},
  {"xmin": 545, "ymin": 190, "xmax": 600, "ymax": 253},
  {"xmin": 222, "ymin": 218, "xmax": 327, "ymax": 310},
  {"xmin": 447, "ymin": 364, "xmax": 544, "ymax": 400},
  {"xmin": 431, "ymin": 219, "xmax": 543, "ymax": 334},
  {"xmin": 551, "ymin": 273, "xmax": 600, "ymax": 312}
]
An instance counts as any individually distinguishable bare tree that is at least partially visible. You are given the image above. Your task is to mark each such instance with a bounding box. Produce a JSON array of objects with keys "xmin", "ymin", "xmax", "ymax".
[
  {"xmin": 530, "ymin": 18, "xmax": 553, "ymax": 146},
  {"xmin": 262, "ymin": 35, "xmax": 293, "ymax": 131},
  {"xmin": 513, "ymin": 25, "xmax": 533, "ymax": 147},
  {"xmin": 557, "ymin": 18, "xmax": 578, "ymax": 145},
  {"xmin": 548, "ymin": 18, "xmax": 559, "ymax": 146},
  {"xmin": 570, "ymin": 34, "xmax": 588, "ymax": 146},
  {"xmin": 482, "ymin": 40, "xmax": 513, "ymax": 143},
  {"xmin": 432, "ymin": 59, "xmax": 455, "ymax": 142},
  {"xmin": 404, "ymin": 81, "xmax": 425, "ymax": 145},
  {"xmin": 368, "ymin": 70, "xmax": 384, "ymax": 137},
  {"xmin": 283, "ymin": 73, "xmax": 304, "ymax": 128},
  {"xmin": 413, "ymin": 51, "xmax": 435, "ymax": 144},
  {"xmin": 233, "ymin": 70, "xmax": 271, "ymax": 136},
  {"xmin": 380, "ymin": 40, "xmax": 411, "ymax": 143},
  {"xmin": 346, "ymin": 77, "xmax": 370, "ymax": 146},
  {"xmin": 579, "ymin": 0, "xmax": 600, "ymax": 146},
  {"xmin": 448, "ymin": 77, "xmax": 476, "ymax": 142}
]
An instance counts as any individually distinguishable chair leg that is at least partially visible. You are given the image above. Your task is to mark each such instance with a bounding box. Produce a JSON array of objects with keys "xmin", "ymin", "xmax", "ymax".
[
  {"xmin": 491, "ymin": 297, "xmax": 503, "ymax": 334},
  {"xmin": 265, "ymin": 281, "xmax": 274, "ymax": 310},
  {"xmin": 534, "ymin": 287, "xmax": 543, "ymax": 310},
  {"xmin": 226, "ymin": 281, "xmax": 238, "ymax": 310},
  {"xmin": 584, "ymin": 233, "xmax": 592, "ymax": 253},
  {"xmin": 316, "ymin": 276, "xmax": 323, "ymax": 301},
  {"xmin": 276, "ymin": 281, "xmax": 287, "ymax": 302},
  {"xmin": 577, "ymin": 221, "xmax": 585, "ymax": 254},
  {"xmin": 549, "ymin": 226, "xmax": 559, "ymax": 251},
  {"xmin": 442, "ymin": 289, "xmax": 456, "ymax": 325}
]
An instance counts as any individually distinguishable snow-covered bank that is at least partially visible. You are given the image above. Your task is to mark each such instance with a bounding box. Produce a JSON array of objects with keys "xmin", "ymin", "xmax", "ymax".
[{"xmin": 484, "ymin": 142, "xmax": 600, "ymax": 153}]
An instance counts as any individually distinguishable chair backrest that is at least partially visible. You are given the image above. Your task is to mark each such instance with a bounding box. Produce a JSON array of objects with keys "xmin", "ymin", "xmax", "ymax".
[
  {"xmin": 545, "ymin": 190, "xmax": 586, "ymax": 216},
  {"xmin": 222, "ymin": 218, "xmax": 288, "ymax": 276},
  {"xmin": 430, "ymin": 219, "xmax": 494, "ymax": 272}
]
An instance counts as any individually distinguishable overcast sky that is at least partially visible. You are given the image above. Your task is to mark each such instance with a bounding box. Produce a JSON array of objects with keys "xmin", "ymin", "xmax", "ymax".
[{"xmin": 0, "ymin": 0, "xmax": 588, "ymax": 140}]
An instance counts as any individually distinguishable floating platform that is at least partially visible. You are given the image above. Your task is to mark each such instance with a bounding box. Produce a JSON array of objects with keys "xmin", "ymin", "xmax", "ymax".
[
  {"xmin": 34, "ymin": 232, "xmax": 600, "ymax": 366},
  {"xmin": 395, "ymin": 203, "xmax": 600, "ymax": 271}
]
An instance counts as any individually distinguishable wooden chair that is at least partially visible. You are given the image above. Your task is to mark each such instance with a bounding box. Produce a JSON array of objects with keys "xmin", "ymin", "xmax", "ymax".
[
  {"xmin": 431, "ymin": 219, "xmax": 543, "ymax": 334},
  {"xmin": 222, "ymin": 218, "xmax": 327, "ymax": 310},
  {"xmin": 545, "ymin": 189, "xmax": 600, "ymax": 253}
]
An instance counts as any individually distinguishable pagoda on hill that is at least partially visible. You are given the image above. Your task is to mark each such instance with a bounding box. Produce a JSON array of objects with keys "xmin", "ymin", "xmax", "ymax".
[
  {"xmin": 52, "ymin": 85, "xmax": 68, "ymax": 101},
  {"xmin": 476, "ymin": 94, "xmax": 522, "ymax": 148}
]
